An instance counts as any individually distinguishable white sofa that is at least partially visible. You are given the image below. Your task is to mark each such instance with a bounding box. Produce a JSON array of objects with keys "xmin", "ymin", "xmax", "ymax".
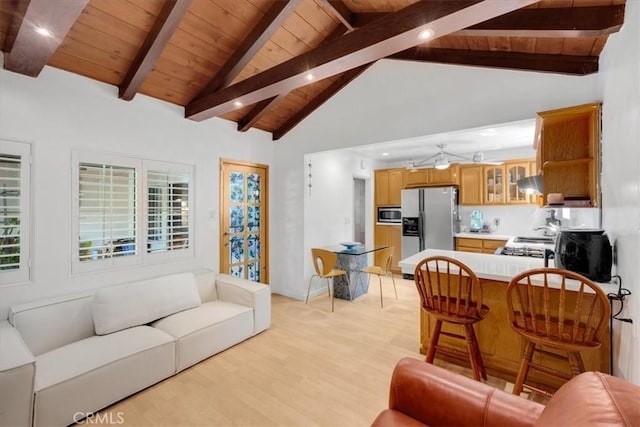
[{"xmin": 0, "ymin": 271, "xmax": 270, "ymax": 427}]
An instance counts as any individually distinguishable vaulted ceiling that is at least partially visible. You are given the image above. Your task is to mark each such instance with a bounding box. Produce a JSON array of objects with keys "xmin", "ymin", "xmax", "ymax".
[{"xmin": 0, "ymin": 0, "xmax": 625, "ymax": 140}]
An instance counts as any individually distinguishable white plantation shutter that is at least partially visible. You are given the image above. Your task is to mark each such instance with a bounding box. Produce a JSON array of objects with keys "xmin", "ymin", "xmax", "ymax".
[
  {"xmin": 73, "ymin": 152, "xmax": 141, "ymax": 273},
  {"xmin": 0, "ymin": 140, "xmax": 31, "ymax": 284},
  {"xmin": 146, "ymin": 168, "xmax": 191, "ymax": 254}
]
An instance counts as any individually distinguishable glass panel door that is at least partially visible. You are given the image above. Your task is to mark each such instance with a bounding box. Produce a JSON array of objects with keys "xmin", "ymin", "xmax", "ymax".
[{"xmin": 220, "ymin": 160, "xmax": 268, "ymax": 283}]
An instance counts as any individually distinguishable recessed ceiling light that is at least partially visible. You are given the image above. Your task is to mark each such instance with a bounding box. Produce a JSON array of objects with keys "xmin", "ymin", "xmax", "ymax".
[
  {"xmin": 418, "ymin": 28, "xmax": 434, "ymax": 40},
  {"xmin": 381, "ymin": 152, "xmax": 389, "ymax": 156},
  {"xmin": 480, "ymin": 128, "xmax": 497, "ymax": 136},
  {"xmin": 35, "ymin": 27, "xmax": 53, "ymax": 37},
  {"xmin": 233, "ymin": 100, "xmax": 243, "ymax": 108},
  {"xmin": 305, "ymin": 73, "xmax": 315, "ymax": 81}
]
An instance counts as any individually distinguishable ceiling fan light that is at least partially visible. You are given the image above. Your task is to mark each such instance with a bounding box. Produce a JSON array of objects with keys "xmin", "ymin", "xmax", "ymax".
[{"xmin": 434, "ymin": 156, "xmax": 450, "ymax": 169}]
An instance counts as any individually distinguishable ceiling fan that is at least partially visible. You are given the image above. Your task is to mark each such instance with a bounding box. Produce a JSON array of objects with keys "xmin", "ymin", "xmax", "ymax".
[{"xmin": 406, "ymin": 144, "xmax": 503, "ymax": 171}]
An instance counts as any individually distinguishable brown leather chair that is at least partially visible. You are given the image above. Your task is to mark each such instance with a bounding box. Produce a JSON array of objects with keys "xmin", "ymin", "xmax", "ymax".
[
  {"xmin": 414, "ymin": 256, "xmax": 489, "ymax": 380},
  {"xmin": 371, "ymin": 357, "xmax": 640, "ymax": 427},
  {"xmin": 506, "ymin": 268, "xmax": 611, "ymax": 395}
]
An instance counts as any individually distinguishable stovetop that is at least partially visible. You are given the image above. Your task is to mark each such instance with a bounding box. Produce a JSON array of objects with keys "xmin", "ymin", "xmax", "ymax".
[{"xmin": 498, "ymin": 246, "xmax": 554, "ymax": 259}]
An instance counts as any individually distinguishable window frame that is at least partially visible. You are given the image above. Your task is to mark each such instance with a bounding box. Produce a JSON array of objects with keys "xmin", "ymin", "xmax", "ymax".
[{"xmin": 0, "ymin": 139, "xmax": 32, "ymax": 286}]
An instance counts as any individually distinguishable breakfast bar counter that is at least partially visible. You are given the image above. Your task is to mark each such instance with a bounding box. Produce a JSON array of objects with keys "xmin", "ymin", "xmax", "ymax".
[{"xmin": 399, "ymin": 249, "xmax": 614, "ymax": 392}]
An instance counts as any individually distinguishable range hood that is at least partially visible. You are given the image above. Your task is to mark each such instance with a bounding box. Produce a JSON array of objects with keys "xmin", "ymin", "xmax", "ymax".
[{"xmin": 516, "ymin": 174, "xmax": 543, "ymax": 194}]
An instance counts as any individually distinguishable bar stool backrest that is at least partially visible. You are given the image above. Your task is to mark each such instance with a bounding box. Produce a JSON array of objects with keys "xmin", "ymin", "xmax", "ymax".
[
  {"xmin": 506, "ymin": 268, "xmax": 610, "ymax": 349},
  {"xmin": 414, "ymin": 256, "xmax": 484, "ymax": 321}
]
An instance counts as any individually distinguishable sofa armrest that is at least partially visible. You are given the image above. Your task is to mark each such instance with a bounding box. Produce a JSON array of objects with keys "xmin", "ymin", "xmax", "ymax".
[
  {"xmin": 215, "ymin": 274, "xmax": 271, "ymax": 334},
  {"xmin": 0, "ymin": 320, "xmax": 35, "ymax": 427},
  {"xmin": 373, "ymin": 358, "xmax": 544, "ymax": 427}
]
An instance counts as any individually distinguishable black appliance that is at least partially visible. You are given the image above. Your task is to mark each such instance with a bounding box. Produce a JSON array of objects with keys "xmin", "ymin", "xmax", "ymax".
[
  {"xmin": 377, "ymin": 207, "xmax": 402, "ymax": 224},
  {"xmin": 554, "ymin": 229, "xmax": 612, "ymax": 282}
]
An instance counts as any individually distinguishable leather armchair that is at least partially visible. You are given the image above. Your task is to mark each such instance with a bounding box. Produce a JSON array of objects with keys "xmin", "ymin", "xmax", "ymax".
[{"xmin": 372, "ymin": 357, "xmax": 640, "ymax": 427}]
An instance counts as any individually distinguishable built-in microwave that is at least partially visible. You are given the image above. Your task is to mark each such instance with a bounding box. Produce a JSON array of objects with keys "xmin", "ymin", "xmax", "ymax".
[{"xmin": 378, "ymin": 207, "xmax": 402, "ymax": 224}]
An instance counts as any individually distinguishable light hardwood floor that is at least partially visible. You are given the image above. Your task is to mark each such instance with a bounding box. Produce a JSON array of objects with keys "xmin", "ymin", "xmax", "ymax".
[{"xmin": 89, "ymin": 276, "xmax": 541, "ymax": 426}]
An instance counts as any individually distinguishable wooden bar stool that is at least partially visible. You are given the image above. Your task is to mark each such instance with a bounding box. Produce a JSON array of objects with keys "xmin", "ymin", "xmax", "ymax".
[
  {"xmin": 414, "ymin": 256, "xmax": 489, "ymax": 381},
  {"xmin": 306, "ymin": 248, "xmax": 350, "ymax": 312},
  {"xmin": 506, "ymin": 268, "xmax": 610, "ymax": 395}
]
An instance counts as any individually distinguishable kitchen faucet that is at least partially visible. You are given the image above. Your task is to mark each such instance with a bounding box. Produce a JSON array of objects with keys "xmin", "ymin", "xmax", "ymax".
[
  {"xmin": 535, "ymin": 210, "xmax": 562, "ymax": 237},
  {"xmin": 534, "ymin": 224, "xmax": 559, "ymax": 237}
]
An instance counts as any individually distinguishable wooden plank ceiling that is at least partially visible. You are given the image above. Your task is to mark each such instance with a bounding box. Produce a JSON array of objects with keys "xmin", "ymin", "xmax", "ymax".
[{"xmin": 0, "ymin": 0, "xmax": 625, "ymax": 140}]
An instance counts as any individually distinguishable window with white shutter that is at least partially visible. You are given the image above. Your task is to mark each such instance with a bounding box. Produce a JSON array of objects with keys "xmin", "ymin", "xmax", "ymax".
[
  {"xmin": 72, "ymin": 153, "xmax": 141, "ymax": 273},
  {"xmin": 72, "ymin": 153, "xmax": 193, "ymax": 273},
  {"xmin": 0, "ymin": 140, "xmax": 31, "ymax": 285},
  {"xmin": 145, "ymin": 163, "xmax": 192, "ymax": 256}
]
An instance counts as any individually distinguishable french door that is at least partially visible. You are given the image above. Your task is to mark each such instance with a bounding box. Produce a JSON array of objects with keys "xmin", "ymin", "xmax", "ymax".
[{"xmin": 220, "ymin": 159, "xmax": 268, "ymax": 283}]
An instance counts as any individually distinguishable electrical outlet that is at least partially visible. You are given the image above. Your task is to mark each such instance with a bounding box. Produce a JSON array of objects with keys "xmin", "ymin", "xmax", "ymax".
[{"xmin": 494, "ymin": 218, "xmax": 500, "ymax": 227}]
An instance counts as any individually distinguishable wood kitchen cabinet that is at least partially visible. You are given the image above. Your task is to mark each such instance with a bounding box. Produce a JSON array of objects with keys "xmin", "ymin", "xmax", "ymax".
[
  {"xmin": 374, "ymin": 224, "xmax": 402, "ymax": 273},
  {"xmin": 535, "ymin": 103, "xmax": 600, "ymax": 207},
  {"xmin": 459, "ymin": 159, "xmax": 535, "ymax": 206},
  {"xmin": 458, "ymin": 165, "xmax": 483, "ymax": 205},
  {"xmin": 456, "ymin": 237, "xmax": 507, "ymax": 254},
  {"xmin": 483, "ymin": 166, "xmax": 505, "ymax": 204},
  {"xmin": 404, "ymin": 165, "xmax": 458, "ymax": 188},
  {"xmin": 375, "ymin": 169, "xmax": 404, "ymax": 206},
  {"xmin": 505, "ymin": 161, "xmax": 529, "ymax": 204}
]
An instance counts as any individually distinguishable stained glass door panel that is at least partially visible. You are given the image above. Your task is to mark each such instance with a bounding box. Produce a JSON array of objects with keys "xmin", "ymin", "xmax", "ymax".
[{"xmin": 220, "ymin": 161, "xmax": 268, "ymax": 283}]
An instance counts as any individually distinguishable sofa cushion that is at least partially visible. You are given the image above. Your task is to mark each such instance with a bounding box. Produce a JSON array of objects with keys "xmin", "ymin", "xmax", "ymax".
[
  {"xmin": 9, "ymin": 292, "xmax": 95, "ymax": 356},
  {"xmin": 153, "ymin": 300, "xmax": 254, "ymax": 371},
  {"xmin": 33, "ymin": 326, "xmax": 176, "ymax": 427},
  {"xmin": 35, "ymin": 326, "xmax": 174, "ymax": 391},
  {"xmin": 92, "ymin": 272, "xmax": 202, "ymax": 335},
  {"xmin": 153, "ymin": 300, "xmax": 252, "ymax": 338}
]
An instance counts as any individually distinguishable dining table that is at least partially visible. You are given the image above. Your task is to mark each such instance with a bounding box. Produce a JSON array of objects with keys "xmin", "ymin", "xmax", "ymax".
[{"xmin": 324, "ymin": 244, "xmax": 389, "ymax": 300}]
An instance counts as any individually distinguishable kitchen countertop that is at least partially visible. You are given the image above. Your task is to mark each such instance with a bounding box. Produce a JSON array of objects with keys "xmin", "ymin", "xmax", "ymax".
[
  {"xmin": 399, "ymin": 248, "xmax": 617, "ymax": 294},
  {"xmin": 454, "ymin": 232, "xmax": 512, "ymax": 240}
]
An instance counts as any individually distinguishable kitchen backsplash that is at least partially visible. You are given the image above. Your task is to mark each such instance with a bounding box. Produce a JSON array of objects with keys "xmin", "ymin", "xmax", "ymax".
[{"xmin": 458, "ymin": 205, "xmax": 600, "ymax": 236}]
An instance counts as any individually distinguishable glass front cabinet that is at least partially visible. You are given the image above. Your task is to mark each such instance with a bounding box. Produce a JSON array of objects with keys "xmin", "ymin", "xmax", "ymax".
[
  {"xmin": 506, "ymin": 162, "xmax": 529, "ymax": 203},
  {"xmin": 483, "ymin": 166, "xmax": 504, "ymax": 204}
]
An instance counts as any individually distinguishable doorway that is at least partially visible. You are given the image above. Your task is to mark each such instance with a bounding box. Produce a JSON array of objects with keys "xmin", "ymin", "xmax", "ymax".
[
  {"xmin": 220, "ymin": 159, "xmax": 269, "ymax": 283},
  {"xmin": 353, "ymin": 178, "xmax": 366, "ymax": 243}
]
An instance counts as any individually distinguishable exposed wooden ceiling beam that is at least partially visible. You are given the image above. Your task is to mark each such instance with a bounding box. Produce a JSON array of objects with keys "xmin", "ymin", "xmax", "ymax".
[
  {"xmin": 237, "ymin": 95, "xmax": 287, "ymax": 132},
  {"xmin": 196, "ymin": 0, "xmax": 302, "ymax": 98},
  {"xmin": 353, "ymin": 5, "xmax": 624, "ymax": 38},
  {"xmin": 319, "ymin": 0, "xmax": 355, "ymax": 32},
  {"xmin": 390, "ymin": 47, "xmax": 599, "ymax": 75},
  {"xmin": 236, "ymin": 24, "xmax": 349, "ymax": 133},
  {"xmin": 3, "ymin": 0, "xmax": 89, "ymax": 77},
  {"xmin": 186, "ymin": 0, "xmax": 539, "ymax": 121},
  {"xmin": 119, "ymin": 0, "xmax": 193, "ymax": 101},
  {"xmin": 272, "ymin": 63, "xmax": 374, "ymax": 141},
  {"xmin": 3, "ymin": 0, "xmax": 30, "ymax": 53}
]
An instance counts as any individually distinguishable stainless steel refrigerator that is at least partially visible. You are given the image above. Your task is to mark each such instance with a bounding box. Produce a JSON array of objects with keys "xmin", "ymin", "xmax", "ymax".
[{"xmin": 401, "ymin": 186, "xmax": 458, "ymax": 265}]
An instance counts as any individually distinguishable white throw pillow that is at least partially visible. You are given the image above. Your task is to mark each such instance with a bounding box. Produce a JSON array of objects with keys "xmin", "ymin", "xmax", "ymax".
[{"xmin": 92, "ymin": 272, "xmax": 202, "ymax": 335}]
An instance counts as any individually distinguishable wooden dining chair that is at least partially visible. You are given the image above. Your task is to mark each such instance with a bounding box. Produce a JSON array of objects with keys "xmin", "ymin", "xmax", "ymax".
[
  {"xmin": 361, "ymin": 246, "xmax": 397, "ymax": 308},
  {"xmin": 306, "ymin": 248, "xmax": 350, "ymax": 312},
  {"xmin": 414, "ymin": 256, "xmax": 489, "ymax": 381},
  {"xmin": 506, "ymin": 268, "xmax": 610, "ymax": 395}
]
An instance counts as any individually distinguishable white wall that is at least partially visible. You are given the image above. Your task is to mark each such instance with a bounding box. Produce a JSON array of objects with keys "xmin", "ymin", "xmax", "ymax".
[
  {"xmin": 0, "ymin": 64, "xmax": 274, "ymax": 318},
  {"xmin": 303, "ymin": 150, "xmax": 374, "ymax": 297},
  {"xmin": 598, "ymin": 0, "xmax": 640, "ymax": 383},
  {"xmin": 271, "ymin": 60, "xmax": 600, "ymax": 300}
]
